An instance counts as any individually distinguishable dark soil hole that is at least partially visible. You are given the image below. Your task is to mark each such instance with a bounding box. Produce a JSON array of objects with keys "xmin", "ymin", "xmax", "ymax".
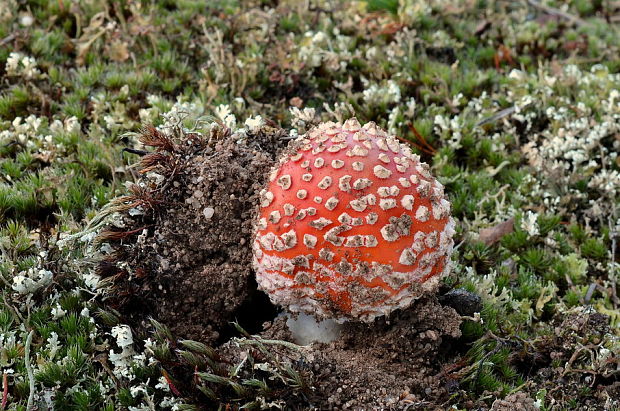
[
  {"xmin": 24, "ymin": 205, "xmax": 58, "ymax": 229},
  {"xmin": 218, "ymin": 276, "xmax": 279, "ymax": 344},
  {"xmin": 438, "ymin": 332, "xmax": 471, "ymax": 358},
  {"xmin": 511, "ymin": 351, "xmax": 551, "ymax": 378},
  {"xmin": 425, "ymin": 46, "xmax": 458, "ymax": 64}
]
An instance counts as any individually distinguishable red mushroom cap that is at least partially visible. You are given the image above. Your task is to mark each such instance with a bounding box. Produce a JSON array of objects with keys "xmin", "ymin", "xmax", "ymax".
[{"xmin": 252, "ymin": 118, "xmax": 455, "ymax": 322}]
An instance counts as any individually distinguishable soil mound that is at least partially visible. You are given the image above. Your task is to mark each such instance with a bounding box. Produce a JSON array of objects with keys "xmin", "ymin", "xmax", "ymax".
[
  {"xmin": 260, "ymin": 296, "xmax": 462, "ymax": 409},
  {"xmin": 98, "ymin": 124, "xmax": 289, "ymax": 343}
]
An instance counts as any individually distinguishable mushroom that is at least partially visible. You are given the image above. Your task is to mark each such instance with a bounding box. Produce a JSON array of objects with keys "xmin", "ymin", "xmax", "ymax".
[{"xmin": 253, "ymin": 118, "xmax": 455, "ymax": 323}]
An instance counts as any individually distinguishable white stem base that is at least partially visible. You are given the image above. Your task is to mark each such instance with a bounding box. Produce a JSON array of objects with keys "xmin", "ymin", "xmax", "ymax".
[{"xmin": 285, "ymin": 312, "xmax": 343, "ymax": 345}]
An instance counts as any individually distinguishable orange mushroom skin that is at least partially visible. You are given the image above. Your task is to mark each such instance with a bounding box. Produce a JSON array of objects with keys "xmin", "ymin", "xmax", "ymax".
[{"xmin": 253, "ymin": 118, "xmax": 455, "ymax": 322}]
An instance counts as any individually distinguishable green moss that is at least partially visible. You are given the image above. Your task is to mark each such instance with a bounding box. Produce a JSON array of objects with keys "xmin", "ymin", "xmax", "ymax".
[
  {"xmin": 31, "ymin": 29, "xmax": 67, "ymax": 62},
  {"xmin": 0, "ymin": 87, "xmax": 32, "ymax": 118},
  {"xmin": 502, "ymin": 230, "xmax": 529, "ymax": 252},
  {"xmin": 365, "ymin": 0, "xmax": 398, "ymax": 14},
  {"xmin": 520, "ymin": 248, "xmax": 553, "ymax": 274},
  {"xmin": 581, "ymin": 238, "xmax": 608, "ymax": 260}
]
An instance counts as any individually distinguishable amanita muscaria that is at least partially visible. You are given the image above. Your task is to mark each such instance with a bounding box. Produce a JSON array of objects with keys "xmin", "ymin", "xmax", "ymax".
[{"xmin": 252, "ymin": 118, "xmax": 455, "ymax": 322}]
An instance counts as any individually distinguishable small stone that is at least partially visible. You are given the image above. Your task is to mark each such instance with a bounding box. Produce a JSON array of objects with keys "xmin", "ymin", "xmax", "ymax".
[
  {"xmin": 203, "ymin": 207, "xmax": 215, "ymax": 219},
  {"xmin": 439, "ymin": 289, "xmax": 482, "ymax": 317}
]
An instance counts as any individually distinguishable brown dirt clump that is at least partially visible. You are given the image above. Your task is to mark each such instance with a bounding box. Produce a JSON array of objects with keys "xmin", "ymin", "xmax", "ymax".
[
  {"xmin": 261, "ymin": 296, "xmax": 462, "ymax": 409},
  {"xmin": 98, "ymin": 123, "xmax": 289, "ymax": 343},
  {"xmin": 491, "ymin": 391, "xmax": 538, "ymax": 410},
  {"xmin": 523, "ymin": 306, "xmax": 618, "ymax": 409}
]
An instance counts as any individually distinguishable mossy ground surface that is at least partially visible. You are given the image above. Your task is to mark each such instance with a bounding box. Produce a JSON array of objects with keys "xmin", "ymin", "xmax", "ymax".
[{"xmin": 0, "ymin": 0, "xmax": 619, "ymax": 409}]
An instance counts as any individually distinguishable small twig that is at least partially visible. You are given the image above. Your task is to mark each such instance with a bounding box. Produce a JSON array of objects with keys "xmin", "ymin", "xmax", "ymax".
[
  {"xmin": 507, "ymin": 380, "xmax": 531, "ymax": 395},
  {"xmin": 526, "ymin": 0, "xmax": 589, "ymax": 27},
  {"xmin": 410, "ymin": 124, "xmax": 436, "ymax": 154},
  {"xmin": 475, "ymin": 106, "xmax": 516, "ymax": 127},
  {"xmin": 152, "ymin": 165, "xmax": 178, "ymax": 194},
  {"xmin": 563, "ymin": 345, "xmax": 588, "ymax": 376},
  {"xmin": 584, "ymin": 282, "xmax": 597, "ymax": 304},
  {"xmin": 563, "ymin": 368, "xmax": 599, "ymax": 379},
  {"xmin": 435, "ymin": 358, "xmax": 469, "ymax": 378},
  {"xmin": 0, "ymin": 268, "xmax": 11, "ymax": 288},
  {"xmin": 487, "ymin": 331, "xmax": 512, "ymax": 344},
  {"xmin": 1, "ymin": 293, "xmax": 25, "ymax": 324},
  {"xmin": 564, "ymin": 368, "xmax": 600, "ymax": 375},
  {"xmin": 243, "ymin": 93, "xmax": 271, "ymax": 109},
  {"xmin": 406, "ymin": 123, "xmax": 436, "ymax": 155},
  {"xmin": 122, "ymin": 148, "xmax": 151, "ymax": 156},
  {"xmin": 94, "ymin": 353, "xmax": 120, "ymax": 388},
  {"xmin": 25, "ymin": 330, "xmax": 35, "ymax": 410},
  {"xmin": 609, "ymin": 215, "xmax": 618, "ymax": 308},
  {"xmin": 235, "ymin": 337, "xmax": 303, "ymax": 352},
  {"xmin": 3, "ymin": 140, "xmax": 26, "ymax": 149},
  {"xmin": 0, "ymin": 33, "xmax": 16, "ymax": 47}
]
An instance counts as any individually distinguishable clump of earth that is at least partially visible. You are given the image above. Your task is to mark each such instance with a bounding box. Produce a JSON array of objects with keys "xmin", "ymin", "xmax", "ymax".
[
  {"xmin": 98, "ymin": 123, "xmax": 290, "ymax": 343},
  {"xmin": 257, "ymin": 296, "xmax": 462, "ymax": 409}
]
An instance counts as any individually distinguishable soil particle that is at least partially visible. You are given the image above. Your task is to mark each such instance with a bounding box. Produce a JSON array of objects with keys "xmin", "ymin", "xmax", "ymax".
[
  {"xmin": 490, "ymin": 391, "xmax": 537, "ymax": 410},
  {"xmin": 261, "ymin": 296, "xmax": 462, "ymax": 409}
]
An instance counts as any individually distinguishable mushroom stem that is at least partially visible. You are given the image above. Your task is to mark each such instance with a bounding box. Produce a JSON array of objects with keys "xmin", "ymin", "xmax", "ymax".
[{"xmin": 285, "ymin": 312, "xmax": 343, "ymax": 345}]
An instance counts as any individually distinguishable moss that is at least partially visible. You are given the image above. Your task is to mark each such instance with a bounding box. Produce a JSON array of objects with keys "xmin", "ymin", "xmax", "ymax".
[
  {"xmin": 520, "ymin": 248, "xmax": 553, "ymax": 274},
  {"xmin": 31, "ymin": 29, "xmax": 67, "ymax": 62},
  {"xmin": 0, "ymin": 87, "xmax": 32, "ymax": 118},
  {"xmin": 366, "ymin": 0, "xmax": 399, "ymax": 14},
  {"xmin": 580, "ymin": 237, "xmax": 608, "ymax": 260}
]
